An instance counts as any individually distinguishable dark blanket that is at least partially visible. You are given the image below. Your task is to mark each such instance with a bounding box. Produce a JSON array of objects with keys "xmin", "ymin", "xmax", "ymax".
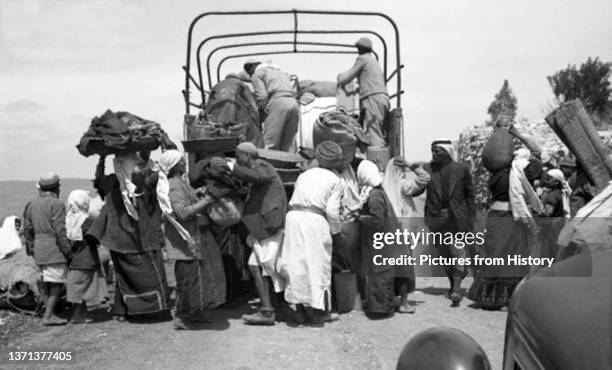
[
  {"xmin": 205, "ymin": 77, "xmax": 263, "ymax": 148},
  {"xmin": 174, "ymin": 230, "xmax": 226, "ymax": 318},
  {"xmin": 360, "ymin": 188, "xmax": 415, "ymax": 315},
  {"xmin": 77, "ymin": 110, "xmax": 176, "ymax": 157},
  {"xmin": 188, "ymin": 157, "xmax": 247, "ymax": 198},
  {"xmin": 110, "ymin": 250, "xmax": 170, "ymax": 316}
]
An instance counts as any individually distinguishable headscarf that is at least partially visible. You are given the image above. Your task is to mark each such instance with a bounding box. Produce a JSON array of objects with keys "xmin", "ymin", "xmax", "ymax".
[
  {"xmin": 509, "ymin": 148, "xmax": 543, "ymax": 221},
  {"xmin": 0, "ymin": 216, "xmax": 23, "ymax": 260},
  {"xmin": 357, "ymin": 160, "xmax": 382, "ymax": 206},
  {"xmin": 315, "ymin": 141, "xmax": 343, "ymax": 170},
  {"xmin": 156, "ymin": 150, "xmax": 195, "ymax": 246},
  {"xmin": 431, "ymin": 138, "xmax": 456, "ymax": 161},
  {"xmin": 382, "ymin": 160, "xmax": 431, "ymax": 220},
  {"xmin": 66, "ymin": 190, "xmax": 91, "ymax": 241},
  {"xmin": 113, "ymin": 153, "xmax": 142, "ymax": 220},
  {"xmin": 547, "ymin": 169, "xmax": 572, "ymax": 219}
]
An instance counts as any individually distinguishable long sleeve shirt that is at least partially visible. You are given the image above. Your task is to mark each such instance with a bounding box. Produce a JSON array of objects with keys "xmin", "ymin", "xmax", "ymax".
[
  {"xmin": 251, "ymin": 66, "xmax": 296, "ymax": 108},
  {"xmin": 289, "ymin": 167, "xmax": 344, "ymax": 234},
  {"xmin": 401, "ymin": 166, "xmax": 431, "ymax": 197},
  {"xmin": 24, "ymin": 192, "xmax": 73, "ymax": 266},
  {"xmin": 337, "ymin": 53, "xmax": 387, "ymax": 99}
]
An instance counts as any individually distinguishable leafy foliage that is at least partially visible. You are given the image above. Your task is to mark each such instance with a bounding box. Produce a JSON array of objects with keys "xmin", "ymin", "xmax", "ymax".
[
  {"xmin": 487, "ymin": 79, "xmax": 518, "ymax": 126},
  {"xmin": 548, "ymin": 57, "xmax": 612, "ymax": 127}
]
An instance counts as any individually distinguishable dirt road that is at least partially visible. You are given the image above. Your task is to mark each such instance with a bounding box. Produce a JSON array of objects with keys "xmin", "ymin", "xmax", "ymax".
[{"xmin": 2, "ymin": 277, "xmax": 506, "ymax": 370}]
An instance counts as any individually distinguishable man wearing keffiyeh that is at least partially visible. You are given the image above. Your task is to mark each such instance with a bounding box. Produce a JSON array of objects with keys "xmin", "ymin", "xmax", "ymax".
[{"xmin": 421, "ymin": 139, "xmax": 476, "ymax": 306}]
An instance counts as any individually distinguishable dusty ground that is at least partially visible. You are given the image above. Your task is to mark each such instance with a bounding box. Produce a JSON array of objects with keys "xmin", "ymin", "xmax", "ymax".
[{"xmin": 0, "ymin": 277, "xmax": 507, "ymax": 370}]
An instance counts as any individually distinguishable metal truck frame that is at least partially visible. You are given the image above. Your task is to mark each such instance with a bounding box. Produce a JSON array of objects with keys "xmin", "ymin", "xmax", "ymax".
[{"xmin": 182, "ymin": 9, "xmax": 405, "ymax": 161}]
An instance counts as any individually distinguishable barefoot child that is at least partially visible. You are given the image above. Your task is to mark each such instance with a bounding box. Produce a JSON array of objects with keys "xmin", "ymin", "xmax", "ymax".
[{"xmin": 24, "ymin": 173, "xmax": 73, "ymax": 326}]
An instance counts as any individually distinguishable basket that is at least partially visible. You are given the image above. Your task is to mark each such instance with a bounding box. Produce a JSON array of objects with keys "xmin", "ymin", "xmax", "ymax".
[{"xmin": 185, "ymin": 115, "xmax": 217, "ymax": 141}]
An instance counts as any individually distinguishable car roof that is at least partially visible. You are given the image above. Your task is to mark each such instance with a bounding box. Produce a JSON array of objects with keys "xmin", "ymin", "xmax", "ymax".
[{"xmin": 509, "ymin": 250, "xmax": 612, "ymax": 370}]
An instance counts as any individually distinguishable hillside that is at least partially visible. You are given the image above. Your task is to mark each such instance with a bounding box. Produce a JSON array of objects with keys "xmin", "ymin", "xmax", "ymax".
[{"xmin": 0, "ymin": 178, "xmax": 94, "ymax": 222}]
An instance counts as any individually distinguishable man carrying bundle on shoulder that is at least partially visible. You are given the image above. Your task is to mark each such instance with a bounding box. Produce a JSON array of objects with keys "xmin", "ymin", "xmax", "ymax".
[{"xmin": 214, "ymin": 142, "xmax": 288, "ymax": 325}]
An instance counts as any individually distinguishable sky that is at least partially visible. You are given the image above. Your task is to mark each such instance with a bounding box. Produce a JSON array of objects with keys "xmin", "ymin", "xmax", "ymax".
[{"xmin": 1, "ymin": 0, "xmax": 611, "ymax": 181}]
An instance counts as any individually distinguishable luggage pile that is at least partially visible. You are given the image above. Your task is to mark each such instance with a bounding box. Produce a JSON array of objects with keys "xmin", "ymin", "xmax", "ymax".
[{"xmin": 77, "ymin": 110, "xmax": 175, "ymax": 157}]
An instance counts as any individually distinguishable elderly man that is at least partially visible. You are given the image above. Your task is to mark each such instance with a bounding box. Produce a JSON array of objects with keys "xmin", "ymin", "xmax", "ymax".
[
  {"xmin": 277, "ymin": 141, "xmax": 345, "ymax": 325},
  {"xmin": 24, "ymin": 173, "xmax": 72, "ymax": 325},
  {"xmin": 418, "ymin": 139, "xmax": 475, "ymax": 306},
  {"xmin": 337, "ymin": 37, "xmax": 389, "ymax": 148},
  {"xmin": 244, "ymin": 59, "xmax": 300, "ymax": 151},
  {"xmin": 221, "ymin": 142, "xmax": 288, "ymax": 325}
]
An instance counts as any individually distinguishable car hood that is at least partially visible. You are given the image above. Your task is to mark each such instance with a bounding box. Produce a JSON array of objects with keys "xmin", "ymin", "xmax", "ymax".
[{"xmin": 509, "ymin": 250, "xmax": 611, "ymax": 370}]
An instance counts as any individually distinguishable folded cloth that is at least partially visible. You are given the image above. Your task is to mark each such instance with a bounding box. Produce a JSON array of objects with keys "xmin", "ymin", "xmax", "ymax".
[{"xmin": 42, "ymin": 263, "xmax": 68, "ymax": 283}]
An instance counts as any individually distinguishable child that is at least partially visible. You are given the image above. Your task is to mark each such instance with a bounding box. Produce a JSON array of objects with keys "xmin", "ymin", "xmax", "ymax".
[
  {"xmin": 65, "ymin": 190, "xmax": 107, "ymax": 323},
  {"xmin": 23, "ymin": 173, "xmax": 72, "ymax": 326}
]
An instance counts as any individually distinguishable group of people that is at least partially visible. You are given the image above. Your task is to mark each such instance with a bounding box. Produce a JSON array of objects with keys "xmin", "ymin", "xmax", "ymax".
[
  {"xmin": 20, "ymin": 127, "xmax": 589, "ymax": 329},
  {"xmin": 222, "ymin": 36, "xmax": 390, "ymax": 152},
  {"xmin": 18, "ymin": 34, "xmax": 590, "ymax": 330}
]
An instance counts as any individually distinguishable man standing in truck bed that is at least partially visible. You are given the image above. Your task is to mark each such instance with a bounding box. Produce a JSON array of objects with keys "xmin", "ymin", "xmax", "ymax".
[
  {"xmin": 337, "ymin": 37, "xmax": 389, "ymax": 148},
  {"xmin": 244, "ymin": 59, "xmax": 300, "ymax": 152}
]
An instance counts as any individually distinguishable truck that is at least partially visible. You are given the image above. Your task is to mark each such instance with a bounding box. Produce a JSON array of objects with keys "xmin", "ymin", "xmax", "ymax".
[{"xmin": 180, "ymin": 9, "xmax": 406, "ymax": 194}]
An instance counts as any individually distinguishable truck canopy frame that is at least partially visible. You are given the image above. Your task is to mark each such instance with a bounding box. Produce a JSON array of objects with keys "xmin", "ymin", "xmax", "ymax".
[{"xmin": 183, "ymin": 9, "xmax": 403, "ymax": 115}]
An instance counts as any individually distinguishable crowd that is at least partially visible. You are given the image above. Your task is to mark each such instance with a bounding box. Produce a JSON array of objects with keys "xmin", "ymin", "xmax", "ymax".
[{"xmin": 14, "ymin": 36, "xmax": 595, "ymax": 329}]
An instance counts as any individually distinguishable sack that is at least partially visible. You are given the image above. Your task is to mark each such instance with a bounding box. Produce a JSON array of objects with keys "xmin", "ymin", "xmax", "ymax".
[
  {"xmin": 298, "ymin": 80, "xmax": 337, "ymax": 97},
  {"xmin": 313, "ymin": 109, "xmax": 366, "ymax": 165},
  {"xmin": 482, "ymin": 128, "xmax": 514, "ymax": 171},
  {"xmin": 207, "ymin": 197, "xmax": 244, "ymax": 227}
]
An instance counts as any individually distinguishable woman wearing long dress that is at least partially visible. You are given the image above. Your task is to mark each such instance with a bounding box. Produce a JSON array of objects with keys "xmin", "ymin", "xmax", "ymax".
[
  {"xmin": 158, "ymin": 150, "xmax": 227, "ymax": 329},
  {"xmin": 89, "ymin": 153, "xmax": 170, "ymax": 320},
  {"xmin": 467, "ymin": 149, "xmax": 542, "ymax": 309}
]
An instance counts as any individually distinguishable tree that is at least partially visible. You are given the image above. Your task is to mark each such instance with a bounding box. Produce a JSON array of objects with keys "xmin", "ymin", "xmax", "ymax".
[
  {"xmin": 487, "ymin": 79, "xmax": 518, "ymax": 126},
  {"xmin": 548, "ymin": 57, "xmax": 612, "ymax": 127}
]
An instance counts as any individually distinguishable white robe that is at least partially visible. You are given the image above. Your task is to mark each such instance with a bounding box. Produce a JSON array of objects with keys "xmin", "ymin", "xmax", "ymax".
[{"xmin": 277, "ymin": 167, "xmax": 343, "ymax": 310}]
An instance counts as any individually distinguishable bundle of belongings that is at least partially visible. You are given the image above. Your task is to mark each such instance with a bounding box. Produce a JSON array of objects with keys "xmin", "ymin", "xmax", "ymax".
[
  {"xmin": 188, "ymin": 157, "xmax": 250, "ymax": 295},
  {"xmin": 77, "ymin": 109, "xmax": 176, "ymax": 157},
  {"xmin": 200, "ymin": 75, "xmax": 264, "ymax": 147},
  {"xmin": 188, "ymin": 157, "xmax": 248, "ymax": 227},
  {"xmin": 312, "ymin": 107, "xmax": 369, "ymax": 166},
  {"xmin": 0, "ymin": 216, "xmax": 39, "ymax": 312}
]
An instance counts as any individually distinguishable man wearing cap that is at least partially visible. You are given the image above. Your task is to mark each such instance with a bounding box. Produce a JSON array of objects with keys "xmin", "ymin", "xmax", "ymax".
[
  {"xmin": 23, "ymin": 173, "xmax": 73, "ymax": 325},
  {"xmin": 244, "ymin": 59, "xmax": 300, "ymax": 151},
  {"xmin": 222, "ymin": 142, "xmax": 288, "ymax": 325},
  {"xmin": 337, "ymin": 37, "xmax": 389, "ymax": 148},
  {"xmin": 277, "ymin": 141, "xmax": 344, "ymax": 325},
  {"xmin": 417, "ymin": 139, "xmax": 475, "ymax": 306}
]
